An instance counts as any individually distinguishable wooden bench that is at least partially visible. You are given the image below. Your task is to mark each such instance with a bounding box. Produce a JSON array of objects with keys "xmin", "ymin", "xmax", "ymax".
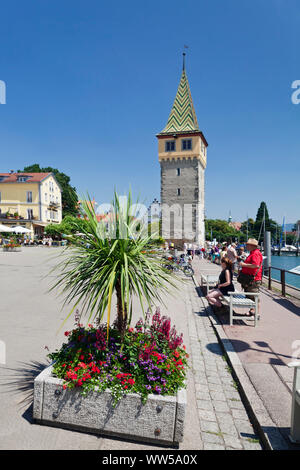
[
  {"xmin": 200, "ymin": 274, "xmax": 219, "ymax": 294},
  {"xmin": 288, "ymin": 361, "xmax": 300, "ymax": 443},
  {"xmin": 222, "ymin": 291, "xmax": 259, "ymax": 327}
]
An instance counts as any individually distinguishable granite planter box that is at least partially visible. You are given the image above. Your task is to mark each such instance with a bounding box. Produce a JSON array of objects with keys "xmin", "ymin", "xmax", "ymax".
[
  {"xmin": 33, "ymin": 365, "xmax": 186, "ymax": 446},
  {"xmin": 2, "ymin": 246, "xmax": 22, "ymax": 252}
]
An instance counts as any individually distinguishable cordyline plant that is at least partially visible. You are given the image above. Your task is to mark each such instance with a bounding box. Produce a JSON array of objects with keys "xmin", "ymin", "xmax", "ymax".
[{"xmin": 51, "ymin": 191, "xmax": 179, "ymax": 341}]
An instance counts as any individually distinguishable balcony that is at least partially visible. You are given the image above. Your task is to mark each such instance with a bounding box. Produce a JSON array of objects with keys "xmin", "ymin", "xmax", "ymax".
[
  {"xmin": 48, "ymin": 200, "xmax": 60, "ymax": 209},
  {"xmin": 0, "ymin": 213, "xmax": 39, "ymax": 221}
]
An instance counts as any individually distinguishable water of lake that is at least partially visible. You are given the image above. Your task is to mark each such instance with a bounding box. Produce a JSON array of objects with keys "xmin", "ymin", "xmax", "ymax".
[{"xmin": 270, "ymin": 255, "xmax": 300, "ymax": 289}]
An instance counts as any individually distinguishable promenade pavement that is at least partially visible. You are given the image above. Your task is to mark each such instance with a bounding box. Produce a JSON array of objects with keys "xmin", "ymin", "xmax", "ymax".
[
  {"xmin": 192, "ymin": 256, "xmax": 300, "ymax": 450},
  {"xmin": 0, "ymin": 247, "xmax": 261, "ymax": 450}
]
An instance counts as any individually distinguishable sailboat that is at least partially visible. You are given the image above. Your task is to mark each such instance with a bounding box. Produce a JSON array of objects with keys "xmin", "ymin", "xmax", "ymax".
[{"xmin": 279, "ymin": 216, "xmax": 298, "ymax": 252}]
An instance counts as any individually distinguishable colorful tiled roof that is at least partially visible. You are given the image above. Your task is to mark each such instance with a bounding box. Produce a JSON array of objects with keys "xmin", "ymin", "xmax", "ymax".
[
  {"xmin": 0, "ymin": 172, "xmax": 52, "ymax": 183},
  {"xmin": 159, "ymin": 69, "xmax": 199, "ymax": 135}
]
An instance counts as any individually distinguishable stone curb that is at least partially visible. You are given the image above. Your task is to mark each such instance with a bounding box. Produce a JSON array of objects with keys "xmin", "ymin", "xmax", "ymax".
[{"xmin": 192, "ymin": 274, "xmax": 289, "ymax": 451}]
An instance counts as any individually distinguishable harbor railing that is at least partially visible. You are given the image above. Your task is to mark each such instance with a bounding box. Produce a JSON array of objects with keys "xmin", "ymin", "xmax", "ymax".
[{"xmin": 266, "ymin": 266, "xmax": 300, "ymax": 298}]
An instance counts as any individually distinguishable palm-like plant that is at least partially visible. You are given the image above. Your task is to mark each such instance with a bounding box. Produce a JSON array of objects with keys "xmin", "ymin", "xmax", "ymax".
[{"xmin": 52, "ymin": 191, "xmax": 179, "ymax": 340}]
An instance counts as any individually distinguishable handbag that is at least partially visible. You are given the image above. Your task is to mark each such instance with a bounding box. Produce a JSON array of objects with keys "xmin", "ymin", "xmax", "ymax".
[{"xmin": 237, "ymin": 261, "xmax": 263, "ymax": 285}]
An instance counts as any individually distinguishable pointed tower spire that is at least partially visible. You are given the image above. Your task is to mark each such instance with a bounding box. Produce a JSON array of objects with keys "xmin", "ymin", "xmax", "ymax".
[{"xmin": 158, "ymin": 58, "xmax": 199, "ymax": 135}]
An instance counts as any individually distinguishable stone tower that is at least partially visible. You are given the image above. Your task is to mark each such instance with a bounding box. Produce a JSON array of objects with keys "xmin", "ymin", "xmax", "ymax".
[{"xmin": 157, "ymin": 56, "xmax": 208, "ymax": 246}]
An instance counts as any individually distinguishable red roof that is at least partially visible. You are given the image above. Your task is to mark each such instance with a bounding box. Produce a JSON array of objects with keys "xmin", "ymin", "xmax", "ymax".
[{"xmin": 0, "ymin": 172, "xmax": 52, "ymax": 183}]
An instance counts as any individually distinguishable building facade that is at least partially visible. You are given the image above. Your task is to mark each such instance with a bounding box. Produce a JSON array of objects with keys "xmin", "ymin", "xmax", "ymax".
[
  {"xmin": 157, "ymin": 58, "xmax": 208, "ymax": 245},
  {"xmin": 0, "ymin": 172, "xmax": 62, "ymax": 236}
]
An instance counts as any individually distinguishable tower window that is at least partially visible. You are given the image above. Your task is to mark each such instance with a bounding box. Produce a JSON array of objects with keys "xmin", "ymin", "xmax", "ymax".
[
  {"xmin": 182, "ymin": 139, "xmax": 192, "ymax": 150},
  {"xmin": 165, "ymin": 141, "xmax": 176, "ymax": 152},
  {"xmin": 177, "ymin": 188, "xmax": 181, "ymax": 196},
  {"xmin": 177, "ymin": 168, "xmax": 180, "ymax": 176}
]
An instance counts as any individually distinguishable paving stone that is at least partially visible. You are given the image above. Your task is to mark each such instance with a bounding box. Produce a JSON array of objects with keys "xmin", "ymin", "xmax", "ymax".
[
  {"xmin": 228, "ymin": 399, "xmax": 246, "ymax": 410},
  {"xmin": 207, "ymin": 376, "xmax": 222, "ymax": 385},
  {"xmin": 197, "ymin": 399, "xmax": 214, "ymax": 412},
  {"xmin": 196, "ymin": 390, "xmax": 210, "ymax": 401},
  {"xmin": 231, "ymin": 408, "xmax": 250, "ymax": 420},
  {"xmin": 213, "ymin": 400, "xmax": 231, "ymax": 413},
  {"xmin": 223, "ymin": 434, "xmax": 244, "ymax": 449},
  {"xmin": 202, "ymin": 431, "xmax": 224, "ymax": 445},
  {"xmin": 203, "ymin": 443, "xmax": 226, "ymax": 450},
  {"xmin": 224, "ymin": 389, "xmax": 240, "ymax": 399},
  {"xmin": 195, "ymin": 383, "xmax": 209, "ymax": 394},
  {"xmin": 198, "ymin": 409, "xmax": 218, "ymax": 422},
  {"xmin": 242, "ymin": 440, "xmax": 262, "ymax": 450},
  {"xmin": 216, "ymin": 413, "xmax": 239, "ymax": 437},
  {"xmin": 234, "ymin": 419, "xmax": 256, "ymax": 438},
  {"xmin": 199, "ymin": 420, "xmax": 220, "ymax": 434},
  {"xmin": 210, "ymin": 391, "xmax": 227, "ymax": 402},
  {"xmin": 208, "ymin": 382, "xmax": 224, "ymax": 393}
]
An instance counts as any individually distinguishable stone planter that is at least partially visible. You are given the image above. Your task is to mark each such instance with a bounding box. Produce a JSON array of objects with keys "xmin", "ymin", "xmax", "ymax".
[
  {"xmin": 33, "ymin": 365, "xmax": 186, "ymax": 446},
  {"xmin": 2, "ymin": 246, "xmax": 22, "ymax": 252}
]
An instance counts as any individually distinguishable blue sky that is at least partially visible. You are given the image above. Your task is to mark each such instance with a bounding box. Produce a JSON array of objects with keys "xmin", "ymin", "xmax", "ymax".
[{"xmin": 0, "ymin": 0, "xmax": 299, "ymax": 224}]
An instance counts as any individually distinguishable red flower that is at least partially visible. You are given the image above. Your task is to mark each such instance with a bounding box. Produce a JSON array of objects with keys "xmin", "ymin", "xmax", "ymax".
[{"xmin": 64, "ymin": 331, "xmax": 70, "ymax": 336}]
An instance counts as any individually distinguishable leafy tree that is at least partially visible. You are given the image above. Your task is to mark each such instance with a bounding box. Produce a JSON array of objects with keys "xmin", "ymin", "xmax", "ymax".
[
  {"xmin": 45, "ymin": 215, "xmax": 89, "ymax": 237},
  {"xmin": 205, "ymin": 219, "xmax": 239, "ymax": 242},
  {"xmin": 19, "ymin": 164, "xmax": 78, "ymax": 217}
]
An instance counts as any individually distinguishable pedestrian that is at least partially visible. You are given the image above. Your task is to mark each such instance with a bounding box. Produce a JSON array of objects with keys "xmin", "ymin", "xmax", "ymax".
[
  {"xmin": 238, "ymin": 238, "xmax": 263, "ymax": 319},
  {"xmin": 206, "ymin": 257, "xmax": 235, "ymax": 308},
  {"xmin": 220, "ymin": 244, "xmax": 228, "ymax": 259},
  {"xmin": 227, "ymin": 242, "xmax": 238, "ymax": 272}
]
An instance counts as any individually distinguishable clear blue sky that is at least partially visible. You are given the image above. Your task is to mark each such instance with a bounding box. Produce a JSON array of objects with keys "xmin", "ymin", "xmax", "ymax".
[{"xmin": 0, "ymin": 0, "xmax": 299, "ymax": 224}]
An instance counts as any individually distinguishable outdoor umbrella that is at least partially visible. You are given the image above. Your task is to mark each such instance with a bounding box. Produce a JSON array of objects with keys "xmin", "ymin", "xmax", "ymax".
[
  {"xmin": 11, "ymin": 226, "xmax": 31, "ymax": 233},
  {"xmin": 0, "ymin": 224, "xmax": 14, "ymax": 232}
]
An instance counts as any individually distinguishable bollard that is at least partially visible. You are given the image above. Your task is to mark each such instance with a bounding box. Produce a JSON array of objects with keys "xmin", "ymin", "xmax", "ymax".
[{"xmin": 288, "ymin": 362, "xmax": 300, "ymax": 443}]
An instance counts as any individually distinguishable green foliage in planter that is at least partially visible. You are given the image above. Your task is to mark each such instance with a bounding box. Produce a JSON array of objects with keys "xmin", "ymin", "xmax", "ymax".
[{"xmin": 51, "ymin": 191, "xmax": 178, "ymax": 339}]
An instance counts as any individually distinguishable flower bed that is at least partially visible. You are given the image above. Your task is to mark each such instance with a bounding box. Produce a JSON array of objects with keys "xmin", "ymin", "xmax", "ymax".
[
  {"xmin": 48, "ymin": 308, "xmax": 188, "ymax": 405},
  {"xmin": 34, "ymin": 309, "xmax": 188, "ymax": 444}
]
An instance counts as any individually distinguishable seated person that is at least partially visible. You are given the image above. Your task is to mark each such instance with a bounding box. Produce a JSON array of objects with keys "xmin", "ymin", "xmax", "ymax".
[{"xmin": 206, "ymin": 257, "xmax": 235, "ymax": 308}]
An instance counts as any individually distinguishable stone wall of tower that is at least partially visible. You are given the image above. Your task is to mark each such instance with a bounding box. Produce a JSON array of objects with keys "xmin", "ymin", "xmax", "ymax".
[{"xmin": 160, "ymin": 157, "xmax": 205, "ymax": 245}]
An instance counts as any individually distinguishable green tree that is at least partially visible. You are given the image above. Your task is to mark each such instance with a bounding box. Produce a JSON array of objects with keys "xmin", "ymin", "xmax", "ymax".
[
  {"xmin": 45, "ymin": 215, "xmax": 89, "ymax": 237},
  {"xmin": 252, "ymin": 202, "xmax": 280, "ymax": 241},
  {"xmin": 19, "ymin": 164, "xmax": 78, "ymax": 217},
  {"xmin": 205, "ymin": 219, "xmax": 239, "ymax": 242}
]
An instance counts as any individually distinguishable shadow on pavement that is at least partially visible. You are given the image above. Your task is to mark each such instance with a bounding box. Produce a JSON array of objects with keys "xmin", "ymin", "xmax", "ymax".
[{"xmin": 0, "ymin": 360, "xmax": 48, "ymax": 410}]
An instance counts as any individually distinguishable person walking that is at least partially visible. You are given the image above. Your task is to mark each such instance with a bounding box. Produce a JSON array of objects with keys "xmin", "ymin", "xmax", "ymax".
[
  {"xmin": 227, "ymin": 242, "xmax": 238, "ymax": 273},
  {"xmin": 238, "ymin": 239, "xmax": 263, "ymax": 319},
  {"xmin": 206, "ymin": 257, "xmax": 235, "ymax": 309}
]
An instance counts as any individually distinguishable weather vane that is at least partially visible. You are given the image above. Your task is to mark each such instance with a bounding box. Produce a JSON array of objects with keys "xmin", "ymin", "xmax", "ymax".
[{"xmin": 183, "ymin": 45, "xmax": 189, "ymax": 70}]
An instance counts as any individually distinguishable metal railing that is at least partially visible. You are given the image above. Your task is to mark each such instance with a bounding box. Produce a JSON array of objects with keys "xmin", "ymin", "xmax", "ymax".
[{"xmin": 267, "ymin": 266, "xmax": 300, "ymax": 297}]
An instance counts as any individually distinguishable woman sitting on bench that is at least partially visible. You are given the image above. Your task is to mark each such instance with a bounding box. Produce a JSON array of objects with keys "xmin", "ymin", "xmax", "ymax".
[{"xmin": 206, "ymin": 257, "xmax": 235, "ymax": 308}]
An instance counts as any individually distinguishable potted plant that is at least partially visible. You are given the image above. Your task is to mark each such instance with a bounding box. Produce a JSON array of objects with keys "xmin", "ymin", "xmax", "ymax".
[{"xmin": 33, "ymin": 192, "xmax": 188, "ymax": 445}]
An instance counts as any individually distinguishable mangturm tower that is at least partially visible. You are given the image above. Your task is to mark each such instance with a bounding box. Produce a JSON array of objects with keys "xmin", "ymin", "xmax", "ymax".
[{"xmin": 157, "ymin": 54, "xmax": 208, "ymax": 246}]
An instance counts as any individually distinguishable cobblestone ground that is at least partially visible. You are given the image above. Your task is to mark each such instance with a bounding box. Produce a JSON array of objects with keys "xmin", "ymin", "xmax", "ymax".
[{"xmin": 185, "ymin": 281, "xmax": 262, "ymax": 450}]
